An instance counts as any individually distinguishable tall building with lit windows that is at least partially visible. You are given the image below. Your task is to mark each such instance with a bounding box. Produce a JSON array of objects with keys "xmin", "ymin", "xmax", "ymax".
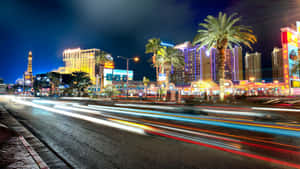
[
  {"xmin": 245, "ymin": 52, "xmax": 262, "ymax": 81},
  {"xmin": 272, "ymin": 47, "xmax": 284, "ymax": 82},
  {"xmin": 172, "ymin": 41, "xmax": 243, "ymax": 86},
  {"xmin": 212, "ymin": 46, "xmax": 243, "ymax": 82},
  {"xmin": 61, "ymin": 48, "xmax": 114, "ymax": 85},
  {"xmin": 172, "ymin": 42, "xmax": 212, "ymax": 85}
]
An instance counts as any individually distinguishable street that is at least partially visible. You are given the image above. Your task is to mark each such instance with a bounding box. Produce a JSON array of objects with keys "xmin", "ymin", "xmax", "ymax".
[{"xmin": 2, "ymin": 96, "xmax": 300, "ymax": 169}]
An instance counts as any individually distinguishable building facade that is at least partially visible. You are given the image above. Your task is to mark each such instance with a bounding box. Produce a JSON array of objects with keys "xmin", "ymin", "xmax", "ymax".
[
  {"xmin": 172, "ymin": 42, "xmax": 243, "ymax": 86},
  {"xmin": 272, "ymin": 47, "xmax": 284, "ymax": 82},
  {"xmin": 212, "ymin": 46, "xmax": 243, "ymax": 82},
  {"xmin": 245, "ymin": 52, "xmax": 262, "ymax": 81},
  {"xmin": 62, "ymin": 48, "xmax": 113, "ymax": 85},
  {"xmin": 281, "ymin": 22, "xmax": 300, "ymax": 89},
  {"xmin": 172, "ymin": 42, "xmax": 212, "ymax": 85}
]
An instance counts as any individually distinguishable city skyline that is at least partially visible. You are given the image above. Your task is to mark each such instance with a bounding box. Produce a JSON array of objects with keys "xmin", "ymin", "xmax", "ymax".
[
  {"xmin": 1, "ymin": 2, "xmax": 300, "ymax": 169},
  {"xmin": 1, "ymin": 0, "xmax": 300, "ymax": 83}
]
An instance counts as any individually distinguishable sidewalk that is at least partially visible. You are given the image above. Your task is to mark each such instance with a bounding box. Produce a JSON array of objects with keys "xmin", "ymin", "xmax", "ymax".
[
  {"xmin": 0, "ymin": 123, "xmax": 48, "ymax": 169},
  {"xmin": 0, "ymin": 104, "xmax": 71, "ymax": 169}
]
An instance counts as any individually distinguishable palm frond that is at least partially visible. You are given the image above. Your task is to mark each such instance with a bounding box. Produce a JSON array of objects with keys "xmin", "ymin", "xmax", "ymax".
[{"xmin": 193, "ymin": 12, "xmax": 256, "ymax": 51}]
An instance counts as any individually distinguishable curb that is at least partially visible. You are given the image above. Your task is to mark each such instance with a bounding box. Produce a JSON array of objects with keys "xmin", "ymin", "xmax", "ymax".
[{"xmin": 19, "ymin": 136, "xmax": 49, "ymax": 169}]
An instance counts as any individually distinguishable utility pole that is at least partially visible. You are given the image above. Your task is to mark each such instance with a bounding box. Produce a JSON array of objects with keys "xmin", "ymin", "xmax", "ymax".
[
  {"xmin": 126, "ymin": 58, "xmax": 129, "ymax": 97},
  {"xmin": 117, "ymin": 56, "xmax": 139, "ymax": 98}
]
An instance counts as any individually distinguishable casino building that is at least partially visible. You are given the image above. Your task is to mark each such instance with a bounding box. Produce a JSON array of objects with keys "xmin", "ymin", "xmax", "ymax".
[{"xmin": 56, "ymin": 48, "xmax": 133, "ymax": 90}]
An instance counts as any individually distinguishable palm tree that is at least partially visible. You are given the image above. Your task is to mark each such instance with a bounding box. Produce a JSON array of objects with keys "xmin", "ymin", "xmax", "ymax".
[
  {"xmin": 193, "ymin": 12, "xmax": 257, "ymax": 101},
  {"xmin": 145, "ymin": 38, "xmax": 161, "ymax": 83},
  {"xmin": 47, "ymin": 72, "xmax": 61, "ymax": 96},
  {"xmin": 96, "ymin": 51, "xmax": 111, "ymax": 91},
  {"xmin": 157, "ymin": 47, "xmax": 185, "ymax": 88},
  {"xmin": 72, "ymin": 71, "xmax": 92, "ymax": 96}
]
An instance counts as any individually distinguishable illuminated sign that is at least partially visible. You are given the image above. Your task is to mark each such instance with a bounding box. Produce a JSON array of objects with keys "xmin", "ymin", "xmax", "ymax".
[
  {"xmin": 239, "ymin": 80, "xmax": 248, "ymax": 85},
  {"xmin": 288, "ymin": 44, "xmax": 299, "ymax": 79},
  {"xmin": 104, "ymin": 61, "xmax": 114, "ymax": 69},
  {"xmin": 281, "ymin": 22, "xmax": 300, "ymax": 89},
  {"xmin": 104, "ymin": 69, "xmax": 133, "ymax": 81},
  {"xmin": 158, "ymin": 73, "xmax": 166, "ymax": 81},
  {"xmin": 292, "ymin": 80, "xmax": 300, "ymax": 88}
]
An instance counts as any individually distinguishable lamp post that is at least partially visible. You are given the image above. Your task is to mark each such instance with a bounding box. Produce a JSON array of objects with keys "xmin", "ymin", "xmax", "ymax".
[{"xmin": 117, "ymin": 56, "xmax": 139, "ymax": 97}]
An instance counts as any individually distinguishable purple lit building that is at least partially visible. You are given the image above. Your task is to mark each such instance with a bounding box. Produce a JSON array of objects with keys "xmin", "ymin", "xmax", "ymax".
[{"xmin": 172, "ymin": 41, "xmax": 243, "ymax": 86}]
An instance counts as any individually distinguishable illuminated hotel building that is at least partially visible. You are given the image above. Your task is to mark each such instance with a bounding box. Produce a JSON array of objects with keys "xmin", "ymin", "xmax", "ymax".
[
  {"xmin": 214, "ymin": 46, "xmax": 243, "ymax": 82},
  {"xmin": 172, "ymin": 41, "xmax": 243, "ymax": 85},
  {"xmin": 23, "ymin": 51, "xmax": 33, "ymax": 85},
  {"xmin": 62, "ymin": 48, "xmax": 114, "ymax": 85},
  {"xmin": 245, "ymin": 52, "xmax": 262, "ymax": 81},
  {"xmin": 272, "ymin": 47, "xmax": 284, "ymax": 82}
]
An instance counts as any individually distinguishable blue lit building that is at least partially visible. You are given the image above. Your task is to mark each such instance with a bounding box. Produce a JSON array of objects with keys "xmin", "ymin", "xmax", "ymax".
[{"xmin": 172, "ymin": 41, "xmax": 243, "ymax": 86}]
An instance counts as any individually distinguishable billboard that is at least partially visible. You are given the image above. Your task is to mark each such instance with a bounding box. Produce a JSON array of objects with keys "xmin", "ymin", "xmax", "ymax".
[
  {"xmin": 281, "ymin": 23, "xmax": 300, "ymax": 89},
  {"xmin": 104, "ymin": 69, "xmax": 133, "ymax": 81},
  {"xmin": 288, "ymin": 44, "xmax": 299, "ymax": 80}
]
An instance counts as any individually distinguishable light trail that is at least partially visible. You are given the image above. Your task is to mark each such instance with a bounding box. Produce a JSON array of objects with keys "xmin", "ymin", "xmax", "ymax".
[
  {"xmin": 115, "ymin": 103, "xmax": 177, "ymax": 110},
  {"xmin": 148, "ymin": 131, "xmax": 300, "ymax": 169},
  {"xmin": 141, "ymin": 119, "xmax": 300, "ymax": 150},
  {"xmin": 32, "ymin": 100, "xmax": 70, "ymax": 105},
  {"xmin": 89, "ymin": 104, "xmax": 300, "ymax": 130},
  {"xmin": 201, "ymin": 109, "xmax": 265, "ymax": 117},
  {"xmin": 85, "ymin": 109, "xmax": 300, "ymax": 153},
  {"xmin": 252, "ymin": 107, "xmax": 300, "ymax": 112},
  {"xmin": 116, "ymin": 103, "xmax": 265, "ymax": 117},
  {"xmin": 196, "ymin": 105, "xmax": 252, "ymax": 111},
  {"xmin": 86, "ymin": 104, "xmax": 300, "ymax": 137},
  {"xmin": 51, "ymin": 103, "xmax": 300, "ymax": 150},
  {"xmin": 109, "ymin": 119, "xmax": 157, "ymax": 131},
  {"xmin": 142, "ymin": 120, "xmax": 300, "ymax": 155},
  {"xmin": 11, "ymin": 98, "xmax": 145, "ymax": 135},
  {"xmin": 11, "ymin": 98, "xmax": 300, "ymax": 168},
  {"xmin": 54, "ymin": 105, "xmax": 102, "ymax": 115}
]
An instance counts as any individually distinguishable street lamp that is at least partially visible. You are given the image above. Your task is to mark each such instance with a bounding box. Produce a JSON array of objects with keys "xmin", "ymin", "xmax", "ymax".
[{"xmin": 117, "ymin": 56, "xmax": 139, "ymax": 97}]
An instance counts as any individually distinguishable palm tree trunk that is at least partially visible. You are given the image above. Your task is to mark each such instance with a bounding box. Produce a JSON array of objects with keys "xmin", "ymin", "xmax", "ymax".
[
  {"xmin": 100, "ymin": 64, "xmax": 104, "ymax": 91},
  {"xmin": 156, "ymin": 66, "xmax": 159, "ymax": 84},
  {"xmin": 218, "ymin": 47, "xmax": 226, "ymax": 102},
  {"xmin": 166, "ymin": 70, "xmax": 170, "ymax": 89}
]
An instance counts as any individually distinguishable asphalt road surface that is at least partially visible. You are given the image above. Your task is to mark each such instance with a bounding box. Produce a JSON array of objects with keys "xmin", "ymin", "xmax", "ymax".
[{"xmin": 2, "ymin": 96, "xmax": 300, "ymax": 169}]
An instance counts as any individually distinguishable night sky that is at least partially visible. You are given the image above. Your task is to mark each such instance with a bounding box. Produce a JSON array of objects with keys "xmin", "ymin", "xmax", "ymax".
[{"xmin": 0, "ymin": 0, "xmax": 299, "ymax": 83}]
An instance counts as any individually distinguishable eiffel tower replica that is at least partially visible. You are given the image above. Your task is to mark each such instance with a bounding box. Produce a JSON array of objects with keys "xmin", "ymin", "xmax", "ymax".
[{"xmin": 24, "ymin": 51, "xmax": 33, "ymax": 86}]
